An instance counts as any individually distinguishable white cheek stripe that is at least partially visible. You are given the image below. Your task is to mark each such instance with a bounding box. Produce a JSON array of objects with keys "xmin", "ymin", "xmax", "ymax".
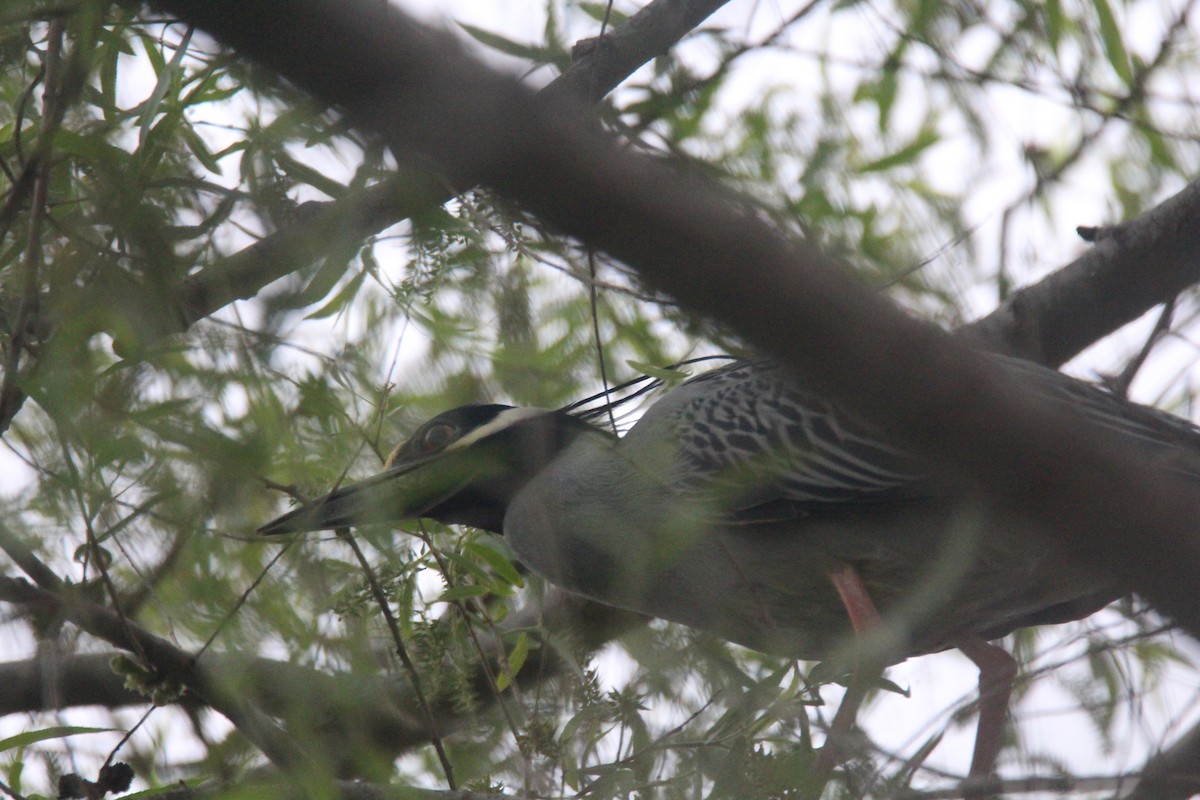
[{"xmin": 445, "ymin": 407, "xmax": 550, "ymax": 452}]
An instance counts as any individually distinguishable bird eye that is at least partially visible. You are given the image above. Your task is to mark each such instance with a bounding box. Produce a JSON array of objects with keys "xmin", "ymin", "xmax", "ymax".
[{"xmin": 418, "ymin": 422, "xmax": 456, "ymax": 454}]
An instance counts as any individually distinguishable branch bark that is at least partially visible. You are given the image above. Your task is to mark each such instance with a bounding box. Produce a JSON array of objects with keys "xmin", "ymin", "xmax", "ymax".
[
  {"xmin": 1127, "ymin": 719, "xmax": 1200, "ymax": 800},
  {"xmin": 133, "ymin": 0, "xmax": 1200, "ymax": 377},
  {"xmin": 962, "ymin": 178, "xmax": 1200, "ymax": 367},
  {"xmin": 122, "ymin": 0, "xmax": 1200, "ymax": 373}
]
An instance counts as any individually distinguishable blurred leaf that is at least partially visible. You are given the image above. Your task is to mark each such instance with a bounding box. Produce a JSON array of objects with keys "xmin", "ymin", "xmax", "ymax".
[
  {"xmin": 858, "ymin": 127, "xmax": 939, "ymax": 173},
  {"xmin": 305, "ymin": 267, "xmax": 366, "ymax": 321},
  {"xmin": 496, "ymin": 631, "xmax": 529, "ymax": 691},
  {"xmin": 1044, "ymin": 0, "xmax": 1065, "ymax": 54},
  {"xmin": 275, "ymin": 150, "xmax": 346, "ymax": 199},
  {"xmin": 625, "ymin": 360, "xmax": 689, "ymax": 382},
  {"xmin": 1091, "ymin": 0, "xmax": 1133, "ymax": 85},
  {"xmin": 458, "ymin": 23, "xmax": 557, "ymax": 63},
  {"xmin": 578, "ymin": 3, "xmax": 630, "ymax": 26},
  {"xmin": 0, "ymin": 727, "xmax": 114, "ymax": 753},
  {"xmin": 436, "ymin": 584, "xmax": 492, "ymax": 603},
  {"xmin": 462, "ymin": 538, "xmax": 524, "ymax": 588}
]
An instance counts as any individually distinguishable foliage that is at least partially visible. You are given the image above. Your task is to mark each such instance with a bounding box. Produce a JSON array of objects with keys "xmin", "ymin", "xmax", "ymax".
[{"xmin": 1, "ymin": 0, "xmax": 1198, "ymax": 798}]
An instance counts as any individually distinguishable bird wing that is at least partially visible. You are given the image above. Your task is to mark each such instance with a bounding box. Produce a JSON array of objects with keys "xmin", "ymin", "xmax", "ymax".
[
  {"xmin": 633, "ymin": 355, "xmax": 1200, "ymax": 520},
  {"xmin": 628, "ymin": 359, "xmax": 932, "ymax": 517}
]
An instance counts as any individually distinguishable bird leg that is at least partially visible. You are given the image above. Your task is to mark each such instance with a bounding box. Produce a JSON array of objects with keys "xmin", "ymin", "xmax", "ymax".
[
  {"xmin": 816, "ymin": 570, "xmax": 1018, "ymax": 788},
  {"xmin": 829, "ymin": 563, "xmax": 883, "ymax": 633},
  {"xmin": 954, "ymin": 635, "xmax": 1018, "ymax": 778},
  {"xmin": 813, "ymin": 565, "xmax": 885, "ymax": 779}
]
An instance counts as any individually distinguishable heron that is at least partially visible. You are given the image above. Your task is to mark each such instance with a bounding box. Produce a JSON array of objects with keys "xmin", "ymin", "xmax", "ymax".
[{"xmin": 260, "ymin": 354, "xmax": 1197, "ymax": 779}]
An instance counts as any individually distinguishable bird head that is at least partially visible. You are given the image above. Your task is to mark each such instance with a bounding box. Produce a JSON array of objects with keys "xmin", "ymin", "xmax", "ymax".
[{"xmin": 258, "ymin": 404, "xmax": 606, "ymax": 536}]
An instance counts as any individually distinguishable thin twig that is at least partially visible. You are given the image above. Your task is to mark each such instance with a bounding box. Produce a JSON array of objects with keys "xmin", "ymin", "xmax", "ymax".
[
  {"xmin": 586, "ymin": 248, "xmax": 619, "ymax": 434},
  {"xmin": 336, "ymin": 528, "xmax": 458, "ymax": 790},
  {"xmin": 1103, "ymin": 298, "xmax": 1177, "ymax": 398}
]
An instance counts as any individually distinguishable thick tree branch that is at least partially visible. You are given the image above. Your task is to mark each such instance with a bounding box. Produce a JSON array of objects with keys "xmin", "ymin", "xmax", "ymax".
[
  {"xmin": 0, "ymin": 588, "xmax": 642, "ymax": 770},
  {"xmin": 0, "ymin": 653, "xmax": 147, "ymax": 717},
  {"xmin": 67, "ymin": 0, "xmax": 1192, "ymax": 409},
  {"xmin": 143, "ymin": 0, "xmax": 1199, "ymax": 375},
  {"xmin": 0, "ymin": 651, "xmax": 428, "ymax": 754},
  {"xmin": 963, "ymin": 178, "xmax": 1200, "ymax": 367},
  {"xmin": 542, "ymin": 0, "xmax": 729, "ymax": 104}
]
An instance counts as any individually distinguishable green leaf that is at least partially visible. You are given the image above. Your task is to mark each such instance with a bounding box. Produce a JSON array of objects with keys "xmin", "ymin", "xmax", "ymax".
[
  {"xmin": 462, "ymin": 539, "xmax": 524, "ymax": 588},
  {"xmin": 292, "ymin": 243, "xmax": 359, "ymax": 309},
  {"xmin": 496, "ymin": 631, "xmax": 530, "ymax": 691},
  {"xmin": 304, "ymin": 266, "xmax": 365, "ymax": 321},
  {"xmin": 458, "ymin": 23, "xmax": 553, "ymax": 63},
  {"xmin": 275, "ymin": 151, "xmax": 346, "ymax": 199},
  {"xmin": 874, "ymin": 675, "xmax": 910, "ymax": 697},
  {"xmin": 435, "ymin": 584, "xmax": 492, "ymax": 603},
  {"xmin": 1044, "ymin": 0, "xmax": 1065, "ymax": 54},
  {"xmin": 1140, "ymin": 117, "xmax": 1178, "ymax": 172},
  {"xmin": 182, "ymin": 69, "xmax": 238, "ymax": 106},
  {"xmin": 182, "ymin": 125, "xmax": 222, "ymax": 174},
  {"xmin": 136, "ymin": 31, "xmax": 166, "ymax": 77},
  {"xmin": 853, "ymin": 49, "xmax": 902, "ymax": 131},
  {"xmin": 52, "ymin": 128, "xmax": 129, "ymax": 167},
  {"xmin": 625, "ymin": 360, "xmax": 690, "ymax": 383},
  {"xmin": 858, "ymin": 127, "xmax": 939, "ymax": 173},
  {"xmin": 578, "ymin": 3, "xmax": 630, "ymax": 26},
  {"xmin": 438, "ymin": 547, "xmax": 506, "ymax": 589},
  {"xmin": 0, "ymin": 726, "xmax": 114, "ymax": 753},
  {"xmin": 136, "ymin": 27, "xmax": 192, "ymax": 146},
  {"xmin": 874, "ymin": 69, "xmax": 899, "ymax": 131},
  {"xmin": 806, "ymin": 660, "xmax": 851, "ymax": 688},
  {"xmin": 1092, "ymin": 0, "xmax": 1133, "ymax": 85},
  {"xmin": 97, "ymin": 32, "xmax": 121, "ymax": 121},
  {"xmin": 6, "ymin": 756, "xmax": 21, "ymax": 795}
]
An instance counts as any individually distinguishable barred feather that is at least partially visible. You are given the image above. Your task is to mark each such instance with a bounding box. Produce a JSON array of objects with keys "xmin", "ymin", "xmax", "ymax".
[{"xmin": 620, "ymin": 355, "xmax": 1200, "ymax": 514}]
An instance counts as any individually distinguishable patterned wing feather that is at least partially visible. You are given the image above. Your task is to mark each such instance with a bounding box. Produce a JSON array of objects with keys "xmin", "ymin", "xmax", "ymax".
[
  {"xmin": 631, "ymin": 360, "xmax": 931, "ymax": 511},
  {"xmin": 628, "ymin": 355, "xmax": 1200, "ymax": 516}
]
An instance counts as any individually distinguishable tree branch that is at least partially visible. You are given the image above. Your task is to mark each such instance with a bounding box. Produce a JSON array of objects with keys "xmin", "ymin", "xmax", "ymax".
[
  {"xmin": 0, "ymin": 576, "xmax": 308, "ymax": 771},
  {"xmin": 0, "ymin": 588, "xmax": 643, "ymax": 771},
  {"xmin": 136, "ymin": 0, "xmax": 1200, "ymax": 380},
  {"xmin": 962, "ymin": 177, "xmax": 1200, "ymax": 367}
]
